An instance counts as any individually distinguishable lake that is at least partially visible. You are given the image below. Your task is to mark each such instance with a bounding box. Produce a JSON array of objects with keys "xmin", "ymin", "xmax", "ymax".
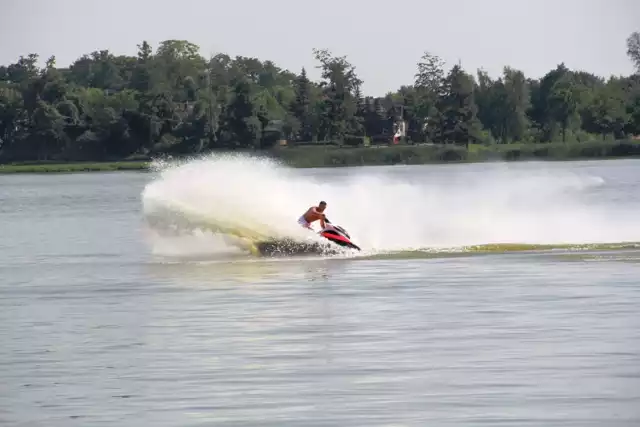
[{"xmin": 1, "ymin": 158, "xmax": 640, "ymax": 426}]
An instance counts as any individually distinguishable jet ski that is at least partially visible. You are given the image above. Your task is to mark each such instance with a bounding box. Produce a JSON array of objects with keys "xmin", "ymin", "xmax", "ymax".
[
  {"xmin": 253, "ymin": 218, "xmax": 360, "ymax": 257},
  {"xmin": 319, "ymin": 218, "xmax": 361, "ymax": 251}
]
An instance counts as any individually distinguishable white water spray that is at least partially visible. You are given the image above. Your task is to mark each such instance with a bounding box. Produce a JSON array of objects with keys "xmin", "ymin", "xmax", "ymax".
[{"xmin": 141, "ymin": 153, "xmax": 640, "ymax": 256}]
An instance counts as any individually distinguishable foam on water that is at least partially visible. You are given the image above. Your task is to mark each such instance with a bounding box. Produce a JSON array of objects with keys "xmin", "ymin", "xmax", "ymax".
[{"xmin": 141, "ymin": 153, "xmax": 640, "ymax": 256}]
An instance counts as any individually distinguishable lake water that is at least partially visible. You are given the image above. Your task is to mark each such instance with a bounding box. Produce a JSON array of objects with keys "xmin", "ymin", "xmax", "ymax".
[{"xmin": 2, "ymin": 158, "xmax": 640, "ymax": 426}]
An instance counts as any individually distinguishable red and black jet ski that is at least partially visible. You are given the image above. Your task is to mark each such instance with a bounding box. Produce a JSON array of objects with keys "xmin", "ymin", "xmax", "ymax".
[{"xmin": 319, "ymin": 218, "xmax": 360, "ymax": 251}]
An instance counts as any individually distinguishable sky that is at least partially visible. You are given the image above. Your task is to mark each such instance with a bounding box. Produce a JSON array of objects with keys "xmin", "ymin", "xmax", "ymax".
[{"xmin": 1, "ymin": 0, "xmax": 638, "ymax": 96}]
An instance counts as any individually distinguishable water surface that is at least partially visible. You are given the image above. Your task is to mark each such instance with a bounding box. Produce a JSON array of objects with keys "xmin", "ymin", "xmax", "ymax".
[{"xmin": 1, "ymin": 159, "xmax": 640, "ymax": 426}]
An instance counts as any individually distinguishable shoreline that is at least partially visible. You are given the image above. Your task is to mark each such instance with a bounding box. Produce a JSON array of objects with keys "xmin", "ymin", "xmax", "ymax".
[
  {"xmin": 0, "ymin": 161, "xmax": 151, "ymax": 174},
  {"xmin": 1, "ymin": 140, "xmax": 639, "ymax": 174}
]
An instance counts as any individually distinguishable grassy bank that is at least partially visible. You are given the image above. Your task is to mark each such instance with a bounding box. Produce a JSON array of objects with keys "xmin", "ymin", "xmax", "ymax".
[
  {"xmin": 272, "ymin": 139, "xmax": 640, "ymax": 168},
  {"xmin": 0, "ymin": 161, "xmax": 150, "ymax": 174},
  {"xmin": 1, "ymin": 140, "xmax": 639, "ymax": 173}
]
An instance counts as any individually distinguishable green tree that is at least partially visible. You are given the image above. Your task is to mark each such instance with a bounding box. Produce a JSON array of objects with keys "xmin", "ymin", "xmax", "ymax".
[
  {"xmin": 548, "ymin": 74, "xmax": 582, "ymax": 142},
  {"xmin": 627, "ymin": 32, "xmax": 640, "ymax": 73},
  {"xmin": 529, "ymin": 63, "xmax": 569, "ymax": 140},
  {"xmin": 6, "ymin": 54, "xmax": 39, "ymax": 85},
  {"xmin": 433, "ymin": 65, "xmax": 482, "ymax": 146},
  {"xmin": 313, "ymin": 48, "xmax": 362, "ymax": 140},
  {"xmin": 218, "ymin": 78, "xmax": 262, "ymax": 148},
  {"xmin": 290, "ymin": 68, "xmax": 315, "ymax": 141},
  {"xmin": 502, "ymin": 67, "xmax": 531, "ymax": 142},
  {"xmin": 30, "ymin": 100, "xmax": 67, "ymax": 160},
  {"xmin": 1, "ymin": 37, "xmax": 640, "ymax": 163},
  {"xmin": 130, "ymin": 41, "xmax": 154, "ymax": 93},
  {"xmin": 0, "ymin": 86, "xmax": 24, "ymax": 150},
  {"xmin": 583, "ymin": 81, "xmax": 629, "ymax": 139},
  {"xmin": 414, "ymin": 52, "xmax": 446, "ymax": 140}
]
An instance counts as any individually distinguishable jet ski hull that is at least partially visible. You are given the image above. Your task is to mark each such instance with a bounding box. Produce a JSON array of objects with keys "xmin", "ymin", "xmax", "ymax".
[
  {"xmin": 254, "ymin": 224, "xmax": 360, "ymax": 257},
  {"xmin": 320, "ymin": 229, "xmax": 361, "ymax": 251}
]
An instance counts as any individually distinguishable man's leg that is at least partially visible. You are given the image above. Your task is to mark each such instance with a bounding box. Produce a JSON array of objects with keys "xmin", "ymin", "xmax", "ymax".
[{"xmin": 297, "ymin": 216, "xmax": 312, "ymax": 230}]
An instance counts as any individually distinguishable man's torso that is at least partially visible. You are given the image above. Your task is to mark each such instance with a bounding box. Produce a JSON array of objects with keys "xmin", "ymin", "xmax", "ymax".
[{"xmin": 303, "ymin": 207, "xmax": 324, "ymax": 223}]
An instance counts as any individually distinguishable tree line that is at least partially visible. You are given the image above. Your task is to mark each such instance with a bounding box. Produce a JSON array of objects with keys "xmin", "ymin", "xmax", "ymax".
[{"xmin": 1, "ymin": 33, "xmax": 639, "ymax": 162}]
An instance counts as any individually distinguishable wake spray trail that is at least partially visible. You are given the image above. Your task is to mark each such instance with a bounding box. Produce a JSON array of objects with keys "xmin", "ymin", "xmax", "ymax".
[{"xmin": 141, "ymin": 153, "xmax": 640, "ymax": 256}]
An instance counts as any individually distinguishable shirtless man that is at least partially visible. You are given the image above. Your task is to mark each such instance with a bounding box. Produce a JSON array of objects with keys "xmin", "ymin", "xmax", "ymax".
[{"xmin": 297, "ymin": 201, "xmax": 327, "ymax": 231}]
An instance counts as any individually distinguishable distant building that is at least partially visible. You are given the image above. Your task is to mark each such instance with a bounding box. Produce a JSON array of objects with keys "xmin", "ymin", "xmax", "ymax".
[{"xmin": 391, "ymin": 104, "xmax": 406, "ymax": 144}]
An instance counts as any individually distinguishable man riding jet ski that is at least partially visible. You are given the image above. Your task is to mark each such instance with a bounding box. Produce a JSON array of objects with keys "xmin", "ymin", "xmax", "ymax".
[{"xmin": 297, "ymin": 201, "xmax": 360, "ymax": 250}]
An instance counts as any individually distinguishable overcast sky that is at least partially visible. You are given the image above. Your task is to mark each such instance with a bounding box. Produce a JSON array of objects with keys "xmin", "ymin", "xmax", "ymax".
[{"xmin": 1, "ymin": 0, "xmax": 638, "ymax": 96}]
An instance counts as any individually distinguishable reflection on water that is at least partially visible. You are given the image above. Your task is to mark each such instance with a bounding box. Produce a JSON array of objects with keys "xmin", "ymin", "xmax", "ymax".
[
  {"xmin": 144, "ymin": 257, "xmax": 351, "ymax": 287},
  {"xmin": 145, "ymin": 245, "xmax": 640, "ymax": 288}
]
